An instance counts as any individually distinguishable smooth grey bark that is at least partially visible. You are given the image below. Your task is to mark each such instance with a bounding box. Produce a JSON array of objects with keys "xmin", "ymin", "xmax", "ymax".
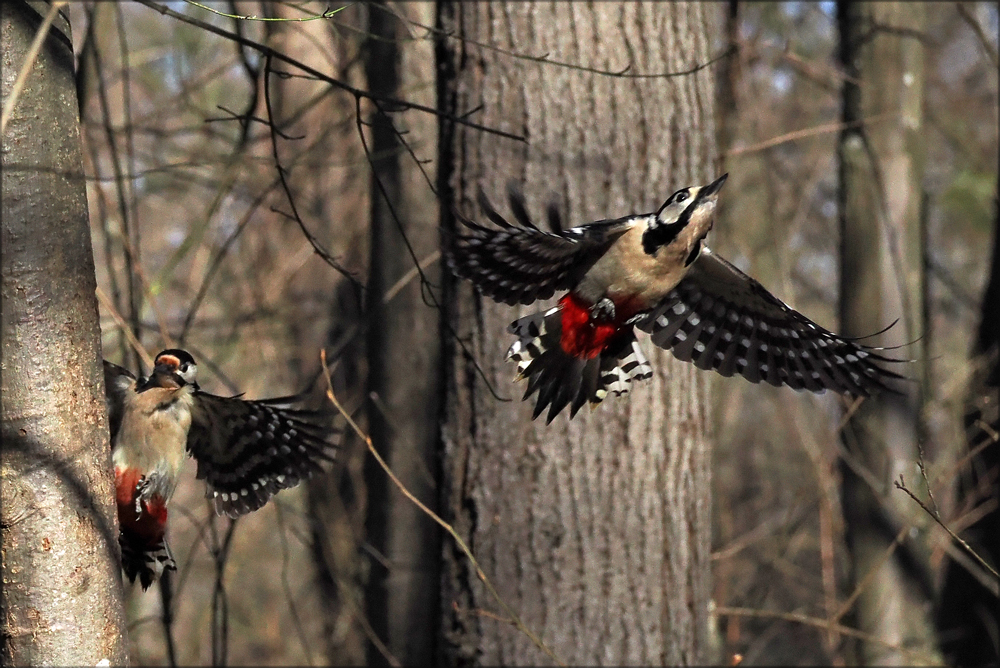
[
  {"xmin": 362, "ymin": 2, "xmax": 442, "ymax": 665},
  {"xmin": 439, "ymin": 3, "xmax": 719, "ymax": 664},
  {"xmin": 836, "ymin": 2, "xmax": 942, "ymax": 664},
  {"xmin": 1, "ymin": 1, "xmax": 129, "ymax": 665}
]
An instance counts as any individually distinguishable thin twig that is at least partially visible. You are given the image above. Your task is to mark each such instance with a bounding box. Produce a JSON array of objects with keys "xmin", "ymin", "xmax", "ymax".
[
  {"xmin": 320, "ymin": 350, "xmax": 565, "ymax": 667},
  {"xmin": 183, "ymin": 0, "xmax": 346, "ymax": 22},
  {"xmin": 894, "ymin": 474, "xmax": 999, "ymax": 581},
  {"xmin": 136, "ymin": 0, "xmax": 525, "ymax": 143},
  {"xmin": 382, "ymin": 251, "xmax": 441, "ymax": 305},
  {"xmin": 915, "ymin": 440, "xmax": 939, "ymax": 518},
  {"xmin": 715, "ymin": 606, "xmax": 942, "ymax": 663},
  {"xmin": 832, "ymin": 523, "xmax": 908, "ymax": 623},
  {"xmin": 354, "ymin": 96, "xmax": 512, "ymax": 404},
  {"xmin": 379, "ymin": 3, "xmax": 735, "ymax": 80},
  {"xmin": 725, "ymin": 111, "xmax": 896, "ymax": 158},
  {"xmin": 96, "ymin": 287, "xmax": 154, "ymax": 368},
  {"xmin": 262, "ymin": 54, "xmax": 361, "ymax": 288}
]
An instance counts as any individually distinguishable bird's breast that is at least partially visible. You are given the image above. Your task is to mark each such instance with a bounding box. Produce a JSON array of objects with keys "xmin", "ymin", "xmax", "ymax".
[
  {"xmin": 112, "ymin": 387, "xmax": 193, "ymax": 493},
  {"xmin": 575, "ymin": 225, "xmax": 690, "ymax": 311}
]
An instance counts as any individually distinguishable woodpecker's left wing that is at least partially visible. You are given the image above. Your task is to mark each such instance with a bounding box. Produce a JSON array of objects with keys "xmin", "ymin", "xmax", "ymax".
[
  {"xmin": 187, "ymin": 393, "xmax": 337, "ymax": 517},
  {"xmin": 448, "ymin": 186, "xmax": 634, "ymax": 305},
  {"xmin": 103, "ymin": 360, "xmax": 137, "ymax": 444},
  {"xmin": 634, "ymin": 247, "xmax": 906, "ymax": 396}
]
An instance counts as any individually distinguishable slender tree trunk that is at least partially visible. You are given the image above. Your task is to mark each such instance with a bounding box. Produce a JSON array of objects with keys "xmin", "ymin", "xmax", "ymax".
[
  {"xmin": 438, "ymin": 3, "xmax": 720, "ymax": 664},
  {"xmin": 1, "ymin": 2, "xmax": 129, "ymax": 664},
  {"xmin": 259, "ymin": 5, "xmax": 374, "ymax": 664},
  {"xmin": 363, "ymin": 3, "xmax": 442, "ymax": 664},
  {"xmin": 836, "ymin": 2, "xmax": 941, "ymax": 664},
  {"xmin": 937, "ymin": 160, "xmax": 1000, "ymax": 667}
]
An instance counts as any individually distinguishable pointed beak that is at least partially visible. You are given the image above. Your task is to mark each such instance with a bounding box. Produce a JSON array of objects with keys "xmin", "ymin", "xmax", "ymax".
[
  {"xmin": 136, "ymin": 364, "xmax": 183, "ymax": 392},
  {"xmin": 703, "ymin": 173, "xmax": 728, "ymax": 197}
]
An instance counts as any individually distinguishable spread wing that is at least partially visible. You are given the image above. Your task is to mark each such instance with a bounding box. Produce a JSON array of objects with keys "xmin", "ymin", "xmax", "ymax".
[
  {"xmin": 447, "ymin": 185, "xmax": 633, "ymax": 305},
  {"xmin": 103, "ymin": 360, "xmax": 137, "ymax": 445},
  {"xmin": 187, "ymin": 393, "xmax": 337, "ymax": 517},
  {"xmin": 634, "ymin": 247, "xmax": 907, "ymax": 396}
]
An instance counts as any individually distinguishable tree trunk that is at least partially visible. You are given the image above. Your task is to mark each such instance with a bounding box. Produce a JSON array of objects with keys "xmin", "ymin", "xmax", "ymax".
[
  {"xmin": 836, "ymin": 2, "xmax": 942, "ymax": 664},
  {"xmin": 363, "ymin": 2, "xmax": 442, "ymax": 665},
  {"xmin": 438, "ymin": 3, "xmax": 719, "ymax": 664},
  {"xmin": 937, "ymin": 158, "xmax": 1000, "ymax": 667},
  {"xmin": 1, "ymin": 1, "xmax": 129, "ymax": 664}
]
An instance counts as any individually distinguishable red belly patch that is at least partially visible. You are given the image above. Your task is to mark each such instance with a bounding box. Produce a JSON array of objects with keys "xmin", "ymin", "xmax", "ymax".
[
  {"xmin": 115, "ymin": 467, "xmax": 168, "ymax": 547},
  {"xmin": 559, "ymin": 293, "xmax": 622, "ymax": 359}
]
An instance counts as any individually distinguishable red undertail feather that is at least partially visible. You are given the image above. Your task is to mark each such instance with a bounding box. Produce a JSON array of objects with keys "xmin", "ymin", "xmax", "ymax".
[
  {"xmin": 558, "ymin": 293, "xmax": 618, "ymax": 359},
  {"xmin": 115, "ymin": 467, "xmax": 176, "ymax": 589},
  {"xmin": 507, "ymin": 294, "xmax": 654, "ymax": 423}
]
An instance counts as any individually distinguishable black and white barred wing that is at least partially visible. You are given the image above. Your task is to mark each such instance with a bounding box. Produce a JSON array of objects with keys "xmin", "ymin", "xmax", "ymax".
[
  {"xmin": 634, "ymin": 247, "xmax": 906, "ymax": 396},
  {"xmin": 448, "ymin": 186, "xmax": 632, "ymax": 305},
  {"xmin": 103, "ymin": 360, "xmax": 137, "ymax": 445},
  {"xmin": 187, "ymin": 393, "xmax": 337, "ymax": 518}
]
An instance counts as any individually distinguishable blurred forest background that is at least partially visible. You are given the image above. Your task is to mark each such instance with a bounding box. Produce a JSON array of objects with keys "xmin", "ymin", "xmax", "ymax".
[{"xmin": 9, "ymin": 0, "xmax": 997, "ymax": 665}]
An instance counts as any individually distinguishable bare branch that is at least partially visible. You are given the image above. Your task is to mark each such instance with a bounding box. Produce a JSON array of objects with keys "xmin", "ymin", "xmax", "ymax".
[
  {"xmin": 136, "ymin": 0, "xmax": 526, "ymax": 143},
  {"xmin": 895, "ymin": 474, "xmax": 999, "ymax": 583}
]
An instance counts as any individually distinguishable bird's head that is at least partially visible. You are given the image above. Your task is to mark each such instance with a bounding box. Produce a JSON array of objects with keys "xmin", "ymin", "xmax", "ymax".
[
  {"xmin": 138, "ymin": 349, "xmax": 199, "ymax": 392},
  {"xmin": 642, "ymin": 173, "xmax": 728, "ymax": 257}
]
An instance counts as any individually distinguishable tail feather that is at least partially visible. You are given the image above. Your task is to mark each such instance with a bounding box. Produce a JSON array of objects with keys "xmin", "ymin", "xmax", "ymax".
[
  {"xmin": 507, "ymin": 306, "xmax": 653, "ymax": 423},
  {"xmin": 120, "ymin": 533, "xmax": 176, "ymax": 590}
]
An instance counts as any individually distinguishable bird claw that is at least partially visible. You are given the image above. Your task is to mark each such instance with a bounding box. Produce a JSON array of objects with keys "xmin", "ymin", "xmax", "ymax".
[
  {"xmin": 134, "ymin": 476, "xmax": 149, "ymax": 515},
  {"xmin": 590, "ymin": 297, "xmax": 616, "ymax": 323}
]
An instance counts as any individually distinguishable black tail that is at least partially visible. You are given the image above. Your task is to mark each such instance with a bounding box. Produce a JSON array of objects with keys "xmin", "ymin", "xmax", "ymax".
[
  {"xmin": 120, "ymin": 533, "xmax": 176, "ymax": 590},
  {"xmin": 506, "ymin": 307, "xmax": 653, "ymax": 423}
]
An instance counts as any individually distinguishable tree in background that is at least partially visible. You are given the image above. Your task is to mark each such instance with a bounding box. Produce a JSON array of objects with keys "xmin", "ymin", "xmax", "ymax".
[
  {"xmin": 836, "ymin": 2, "xmax": 941, "ymax": 663},
  {"xmin": 362, "ymin": 2, "xmax": 442, "ymax": 664},
  {"xmin": 438, "ymin": 4, "xmax": 719, "ymax": 663},
  {"xmin": 937, "ymin": 161, "xmax": 999, "ymax": 666}
]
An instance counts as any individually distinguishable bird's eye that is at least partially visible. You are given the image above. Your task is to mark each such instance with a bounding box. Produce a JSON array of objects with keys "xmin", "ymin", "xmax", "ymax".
[
  {"xmin": 671, "ymin": 189, "xmax": 689, "ymax": 205},
  {"xmin": 179, "ymin": 363, "xmax": 189, "ymax": 372}
]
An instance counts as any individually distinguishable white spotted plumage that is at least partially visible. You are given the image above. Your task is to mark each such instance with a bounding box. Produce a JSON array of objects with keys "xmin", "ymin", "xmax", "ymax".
[
  {"xmin": 104, "ymin": 349, "xmax": 338, "ymax": 589},
  {"xmin": 448, "ymin": 177, "xmax": 905, "ymax": 422}
]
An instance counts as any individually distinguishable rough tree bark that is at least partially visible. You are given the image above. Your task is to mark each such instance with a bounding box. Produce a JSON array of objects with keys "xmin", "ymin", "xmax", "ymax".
[
  {"xmin": 438, "ymin": 3, "xmax": 720, "ymax": 664},
  {"xmin": 836, "ymin": 2, "xmax": 942, "ymax": 664},
  {"xmin": 1, "ymin": 1, "xmax": 129, "ymax": 665}
]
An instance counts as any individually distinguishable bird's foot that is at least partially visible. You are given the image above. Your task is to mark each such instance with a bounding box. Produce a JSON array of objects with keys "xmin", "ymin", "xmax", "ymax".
[{"xmin": 590, "ymin": 297, "xmax": 616, "ymax": 323}]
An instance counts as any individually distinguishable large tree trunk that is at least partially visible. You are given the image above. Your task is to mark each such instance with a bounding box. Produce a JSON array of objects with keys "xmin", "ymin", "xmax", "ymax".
[
  {"xmin": 438, "ymin": 3, "xmax": 720, "ymax": 664},
  {"xmin": 836, "ymin": 2, "xmax": 942, "ymax": 664},
  {"xmin": 1, "ymin": 2, "xmax": 129, "ymax": 664}
]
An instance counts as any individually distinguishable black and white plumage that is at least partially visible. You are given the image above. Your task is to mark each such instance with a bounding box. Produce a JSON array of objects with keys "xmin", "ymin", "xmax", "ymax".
[
  {"xmin": 185, "ymin": 392, "xmax": 334, "ymax": 517},
  {"xmin": 447, "ymin": 177, "xmax": 905, "ymax": 422},
  {"xmin": 635, "ymin": 246, "xmax": 902, "ymax": 396},
  {"xmin": 104, "ymin": 349, "xmax": 336, "ymax": 588}
]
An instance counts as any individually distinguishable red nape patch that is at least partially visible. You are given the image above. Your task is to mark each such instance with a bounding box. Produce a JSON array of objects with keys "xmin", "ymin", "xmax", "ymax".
[
  {"xmin": 115, "ymin": 467, "xmax": 168, "ymax": 547},
  {"xmin": 155, "ymin": 354, "xmax": 180, "ymax": 371},
  {"xmin": 559, "ymin": 294, "xmax": 621, "ymax": 359}
]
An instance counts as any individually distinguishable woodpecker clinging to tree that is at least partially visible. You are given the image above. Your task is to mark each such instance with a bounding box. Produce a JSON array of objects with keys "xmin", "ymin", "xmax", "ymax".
[
  {"xmin": 103, "ymin": 349, "xmax": 336, "ymax": 589},
  {"xmin": 447, "ymin": 175, "xmax": 906, "ymax": 423}
]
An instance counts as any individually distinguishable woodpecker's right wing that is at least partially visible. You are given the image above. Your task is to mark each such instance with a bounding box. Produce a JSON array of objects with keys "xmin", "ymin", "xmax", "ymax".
[
  {"xmin": 635, "ymin": 247, "xmax": 907, "ymax": 396},
  {"xmin": 186, "ymin": 393, "xmax": 337, "ymax": 517},
  {"xmin": 448, "ymin": 186, "xmax": 634, "ymax": 305},
  {"xmin": 103, "ymin": 360, "xmax": 137, "ymax": 445}
]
